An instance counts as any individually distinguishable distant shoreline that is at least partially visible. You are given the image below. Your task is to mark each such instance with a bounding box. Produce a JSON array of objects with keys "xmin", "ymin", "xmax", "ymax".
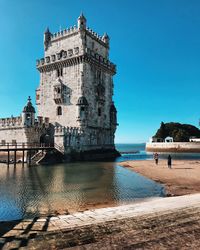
[{"xmin": 146, "ymin": 142, "xmax": 200, "ymax": 153}]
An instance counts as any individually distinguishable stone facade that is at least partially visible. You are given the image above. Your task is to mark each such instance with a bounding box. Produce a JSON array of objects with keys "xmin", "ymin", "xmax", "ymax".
[
  {"xmin": 0, "ymin": 14, "xmax": 118, "ymax": 159},
  {"xmin": 36, "ymin": 14, "xmax": 118, "ymax": 154}
]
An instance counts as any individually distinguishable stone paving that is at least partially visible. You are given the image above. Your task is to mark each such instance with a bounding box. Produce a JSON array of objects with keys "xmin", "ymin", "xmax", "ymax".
[{"xmin": 1, "ymin": 194, "xmax": 200, "ymax": 249}]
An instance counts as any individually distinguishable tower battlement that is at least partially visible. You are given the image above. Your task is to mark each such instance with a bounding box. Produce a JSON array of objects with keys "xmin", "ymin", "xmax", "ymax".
[
  {"xmin": 36, "ymin": 48, "xmax": 116, "ymax": 74},
  {"xmin": 49, "ymin": 26, "xmax": 108, "ymax": 46},
  {"xmin": 0, "ymin": 116, "xmax": 22, "ymax": 129},
  {"xmin": 46, "ymin": 16, "xmax": 109, "ymax": 47}
]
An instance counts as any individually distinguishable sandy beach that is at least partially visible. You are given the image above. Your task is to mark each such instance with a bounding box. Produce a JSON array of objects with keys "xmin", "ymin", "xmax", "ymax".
[{"xmin": 120, "ymin": 159, "xmax": 200, "ymax": 196}]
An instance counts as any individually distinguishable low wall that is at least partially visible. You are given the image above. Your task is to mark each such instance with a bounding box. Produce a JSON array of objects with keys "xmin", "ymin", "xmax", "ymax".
[{"xmin": 146, "ymin": 142, "xmax": 200, "ymax": 153}]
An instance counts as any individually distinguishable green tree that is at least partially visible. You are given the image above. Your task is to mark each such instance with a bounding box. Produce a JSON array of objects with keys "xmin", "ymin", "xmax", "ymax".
[{"xmin": 174, "ymin": 129, "xmax": 189, "ymax": 142}]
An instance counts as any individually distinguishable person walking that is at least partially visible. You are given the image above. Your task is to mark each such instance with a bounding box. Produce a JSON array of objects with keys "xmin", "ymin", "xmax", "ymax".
[
  {"xmin": 154, "ymin": 153, "xmax": 159, "ymax": 165},
  {"xmin": 168, "ymin": 155, "xmax": 172, "ymax": 169}
]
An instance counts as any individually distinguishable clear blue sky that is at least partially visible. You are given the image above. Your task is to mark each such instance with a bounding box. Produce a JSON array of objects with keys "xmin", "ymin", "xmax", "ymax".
[{"xmin": 0, "ymin": 0, "xmax": 200, "ymax": 143}]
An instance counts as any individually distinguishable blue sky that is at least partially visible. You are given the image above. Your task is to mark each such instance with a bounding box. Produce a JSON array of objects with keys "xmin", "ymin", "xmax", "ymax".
[{"xmin": 0, "ymin": 0, "xmax": 200, "ymax": 143}]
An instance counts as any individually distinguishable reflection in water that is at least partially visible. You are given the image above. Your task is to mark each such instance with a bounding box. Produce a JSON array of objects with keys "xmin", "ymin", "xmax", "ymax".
[{"xmin": 0, "ymin": 161, "xmax": 164, "ymax": 221}]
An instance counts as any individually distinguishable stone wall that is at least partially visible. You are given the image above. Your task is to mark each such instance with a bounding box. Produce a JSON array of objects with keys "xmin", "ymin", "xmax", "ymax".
[
  {"xmin": 0, "ymin": 127, "xmax": 41, "ymax": 145},
  {"xmin": 146, "ymin": 142, "xmax": 200, "ymax": 153},
  {"xmin": 37, "ymin": 63, "xmax": 83, "ymax": 127}
]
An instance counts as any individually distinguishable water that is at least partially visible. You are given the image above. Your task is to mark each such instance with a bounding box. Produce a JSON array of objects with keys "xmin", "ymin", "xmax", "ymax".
[
  {"xmin": 0, "ymin": 151, "xmax": 164, "ymax": 221},
  {"xmin": 116, "ymin": 143, "xmax": 200, "ymax": 161},
  {"xmin": 2, "ymin": 143, "xmax": 199, "ymax": 222}
]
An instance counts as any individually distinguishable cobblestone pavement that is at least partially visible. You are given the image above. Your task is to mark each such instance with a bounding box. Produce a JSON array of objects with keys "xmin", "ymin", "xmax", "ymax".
[{"xmin": 1, "ymin": 194, "xmax": 200, "ymax": 249}]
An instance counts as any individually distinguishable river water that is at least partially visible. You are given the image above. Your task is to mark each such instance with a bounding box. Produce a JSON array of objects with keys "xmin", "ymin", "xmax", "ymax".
[
  {"xmin": 0, "ymin": 144, "xmax": 167, "ymax": 221},
  {"xmin": 1, "ymin": 143, "xmax": 200, "ymax": 221}
]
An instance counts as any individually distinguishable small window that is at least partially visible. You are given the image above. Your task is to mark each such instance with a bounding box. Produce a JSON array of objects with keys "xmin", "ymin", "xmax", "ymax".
[
  {"xmin": 57, "ymin": 87, "xmax": 61, "ymax": 94},
  {"xmin": 81, "ymin": 107, "xmax": 85, "ymax": 111},
  {"xmin": 98, "ymin": 108, "xmax": 101, "ymax": 116},
  {"xmin": 57, "ymin": 106, "xmax": 62, "ymax": 116},
  {"xmin": 57, "ymin": 68, "xmax": 63, "ymax": 77}
]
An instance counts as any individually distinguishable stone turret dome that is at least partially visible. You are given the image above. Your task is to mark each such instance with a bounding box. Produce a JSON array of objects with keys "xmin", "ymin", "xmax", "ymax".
[
  {"xmin": 78, "ymin": 12, "xmax": 86, "ymax": 21},
  {"xmin": 44, "ymin": 27, "xmax": 50, "ymax": 34},
  {"xmin": 77, "ymin": 96, "xmax": 88, "ymax": 106},
  {"xmin": 102, "ymin": 33, "xmax": 110, "ymax": 44},
  {"xmin": 23, "ymin": 96, "xmax": 36, "ymax": 113},
  {"xmin": 102, "ymin": 32, "xmax": 109, "ymax": 39}
]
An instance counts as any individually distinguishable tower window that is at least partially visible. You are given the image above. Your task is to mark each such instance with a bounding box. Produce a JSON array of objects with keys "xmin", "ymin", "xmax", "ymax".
[
  {"xmin": 81, "ymin": 107, "xmax": 85, "ymax": 111},
  {"xmin": 57, "ymin": 106, "xmax": 62, "ymax": 116},
  {"xmin": 57, "ymin": 68, "xmax": 63, "ymax": 77},
  {"xmin": 98, "ymin": 108, "xmax": 101, "ymax": 116}
]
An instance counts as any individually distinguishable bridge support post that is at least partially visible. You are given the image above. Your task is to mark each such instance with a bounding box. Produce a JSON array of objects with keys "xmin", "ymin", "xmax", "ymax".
[
  {"xmin": 7, "ymin": 150, "xmax": 10, "ymax": 167},
  {"xmin": 28, "ymin": 150, "xmax": 31, "ymax": 166},
  {"xmin": 14, "ymin": 150, "xmax": 17, "ymax": 167},
  {"xmin": 22, "ymin": 150, "xmax": 25, "ymax": 167}
]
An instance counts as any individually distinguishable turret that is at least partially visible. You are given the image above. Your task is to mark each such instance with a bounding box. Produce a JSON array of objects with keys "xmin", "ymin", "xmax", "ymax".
[
  {"xmin": 22, "ymin": 96, "xmax": 36, "ymax": 127},
  {"xmin": 77, "ymin": 13, "xmax": 87, "ymax": 30},
  {"xmin": 77, "ymin": 96, "xmax": 88, "ymax": 124},
  {"xmin": 102, "ymin": 32, "xmax": 110, "ymax": 46},
  {"xmin": 44, "ymin": 27, "xmax": 51, "ymax": 51}
]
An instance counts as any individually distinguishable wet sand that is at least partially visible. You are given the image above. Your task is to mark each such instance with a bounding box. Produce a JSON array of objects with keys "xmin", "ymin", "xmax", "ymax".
[{"xmin": 120, "ymin": 159, "xmax": 200, "ymax": 196}]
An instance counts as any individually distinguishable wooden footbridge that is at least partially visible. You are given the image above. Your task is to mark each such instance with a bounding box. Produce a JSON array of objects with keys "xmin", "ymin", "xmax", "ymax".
[{"xmin": 0, "ymin": 143, "xmax": 55, "ymax": 166}]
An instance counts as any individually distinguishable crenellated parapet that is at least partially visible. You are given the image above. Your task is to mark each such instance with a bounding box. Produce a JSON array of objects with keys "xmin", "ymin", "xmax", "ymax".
[
  {"xmin": 55, "ymin": 125, "xmax": 83, "ymax": 136},
  {"xmin": 0, "ymin": 116, "xmax": 22, "ymax": 128},
  {"xmin": 85, "ymin": 27, "xmax": 109, "ymax": 47},
  {"xmin": 36, "ymin": 47, "xmax": 116, "ymax": 74},
  {"xmin": 50, "ymin": 25, "xmax": 79, "ymax": 41},
  {"xmin": 36, "ymin": 46, "xmax": 80, "ymax": 67},
  {"xmin": 47, "ymin": 25, "xmax": 108, "ymax": 47},
  {"xmin": 85, "ymin": 48, "xmax": 116, "ymax": 73},
  {"xmin": 0, "ymin": 115, "xmax": 50, "ymax": 130}
]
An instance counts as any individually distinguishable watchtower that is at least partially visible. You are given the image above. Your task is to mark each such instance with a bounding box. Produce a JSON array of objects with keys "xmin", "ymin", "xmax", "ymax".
[{"xmin": 36, "ymin": 14, "xmax": 118, "ymax": 153}]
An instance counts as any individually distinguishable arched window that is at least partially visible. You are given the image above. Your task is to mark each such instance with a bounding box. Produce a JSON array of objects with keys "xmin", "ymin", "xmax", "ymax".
[{"xmin": 57, "ymin": 106, "xmax": 62, "ymax": 116}]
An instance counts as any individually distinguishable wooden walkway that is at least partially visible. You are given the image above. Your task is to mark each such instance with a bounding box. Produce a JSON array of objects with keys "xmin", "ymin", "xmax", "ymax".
[{"xmin": 0, "ymin": 143, "xmax": 54, "ymax": 166}]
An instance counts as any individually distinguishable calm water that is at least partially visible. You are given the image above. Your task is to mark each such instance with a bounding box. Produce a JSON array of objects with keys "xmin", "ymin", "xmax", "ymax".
[
  {"xmin": 116, "ymin": 143, "xmax": 200, "ymax": 161},
  {"xmin": 0, "ymin": 145, "xmax": 165, "ymax": 221},
  {"xmin": 1, "ymin": 143, "xmax": 200, "ymax": 222}
]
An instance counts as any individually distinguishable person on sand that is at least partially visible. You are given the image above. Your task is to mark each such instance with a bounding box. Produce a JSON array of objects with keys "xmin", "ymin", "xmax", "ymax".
[
  {"xmin": 168, "ymin": 155, "xmax": 172, "ymax": 169},
  {"xmin": 154, "ymin": 153, "xmax": 159, "ymax": 165}
]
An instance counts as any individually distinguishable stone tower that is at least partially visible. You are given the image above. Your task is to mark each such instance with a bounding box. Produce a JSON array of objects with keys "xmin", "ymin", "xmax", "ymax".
[{"xmin": 36, "ymin": 14, "xmax": 118, "ymax": 155}]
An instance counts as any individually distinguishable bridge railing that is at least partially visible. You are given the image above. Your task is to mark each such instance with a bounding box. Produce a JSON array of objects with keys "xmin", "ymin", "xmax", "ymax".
[{"xmin": 0, "ymin": 142, "xmax": 54, "ymax": 149}]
